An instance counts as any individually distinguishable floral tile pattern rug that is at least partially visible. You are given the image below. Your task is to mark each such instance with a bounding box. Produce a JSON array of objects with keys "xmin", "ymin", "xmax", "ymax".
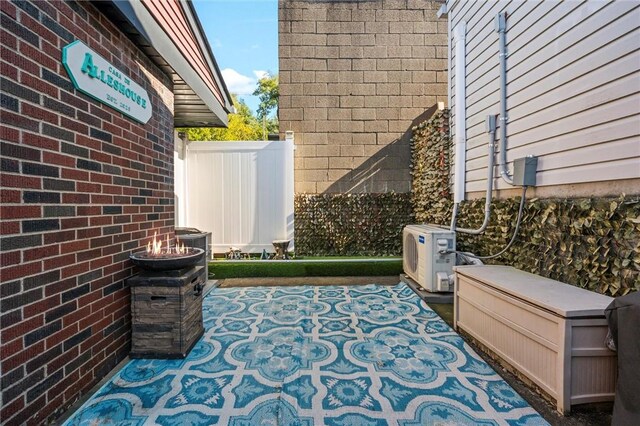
[{"xmin": 63, "ymin": 284, "xmax": 548, "ymax": 426}]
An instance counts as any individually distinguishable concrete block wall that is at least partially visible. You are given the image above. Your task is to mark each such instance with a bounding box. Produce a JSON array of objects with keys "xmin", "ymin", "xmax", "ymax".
[
  {"xmin": 0, "ymin": 1, "xmax": 175, "ymax": 423},
  {"xmin": 279, "ymin": 0, "xmax": 448, "ymax": 194}
]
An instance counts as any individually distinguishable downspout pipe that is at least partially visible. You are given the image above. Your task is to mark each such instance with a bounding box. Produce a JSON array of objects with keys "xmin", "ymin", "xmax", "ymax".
[
  {"xmin": 496, "ymin": 12, "xmax": 513, "ymax": 185},
  {"xmin": 453, "ymin": 115, "xmax": 497, "ymax": 235}
]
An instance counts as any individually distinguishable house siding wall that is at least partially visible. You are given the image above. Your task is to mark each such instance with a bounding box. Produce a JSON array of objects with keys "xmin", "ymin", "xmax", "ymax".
[
  {"xmin": 279, "ymin": 0, "xmax": 448, "ymax": 194},
  {"xmin": 448, "ymin": 0, "xmax": 640, "ymax": 196},
  {"xmin": 0, "ymin": 1, "xmax": 175, "ymax": 424}
]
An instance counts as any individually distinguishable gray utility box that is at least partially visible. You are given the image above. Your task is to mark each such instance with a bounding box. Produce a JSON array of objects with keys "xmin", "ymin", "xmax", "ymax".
[
  {"xmin": 513, "ymin": 156, "xmax": 538, "ymax": 187},
  {"xmin": 175, "ymin": 227, "xmax": 211, "ymax": 282}
]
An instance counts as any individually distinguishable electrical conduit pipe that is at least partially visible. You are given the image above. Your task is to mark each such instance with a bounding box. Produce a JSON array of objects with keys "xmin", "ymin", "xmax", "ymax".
[{"xmin": 496, "ymin": 12, "xmax": 513, "ymax": 185}]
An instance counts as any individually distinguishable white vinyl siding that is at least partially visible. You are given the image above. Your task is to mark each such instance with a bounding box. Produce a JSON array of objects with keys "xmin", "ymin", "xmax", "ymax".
[{"xmin": 447, "ymin": 0, "xmax": 640, "ymax": 194}]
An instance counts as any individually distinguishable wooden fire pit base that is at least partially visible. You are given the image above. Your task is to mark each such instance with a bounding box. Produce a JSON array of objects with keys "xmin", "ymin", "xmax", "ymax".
[{"xmin": 128, "ymin": 266, "xmax": 204, "ymax": 358}]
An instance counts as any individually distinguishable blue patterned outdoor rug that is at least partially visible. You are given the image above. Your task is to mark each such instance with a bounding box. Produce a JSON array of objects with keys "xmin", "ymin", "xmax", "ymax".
[{"xmin": 64, "ymin": 284, "xmax": 548, "ymax": 425}]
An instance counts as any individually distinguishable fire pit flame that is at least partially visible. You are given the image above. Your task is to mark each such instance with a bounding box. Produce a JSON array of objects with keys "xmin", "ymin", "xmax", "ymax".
[
  {"xmin": 145, "ymin": 232, "xmax": 189, "ymax": 256},
  {"xmin": 131, "ymin": 231, "xmax": 204, "ymax": 271}
]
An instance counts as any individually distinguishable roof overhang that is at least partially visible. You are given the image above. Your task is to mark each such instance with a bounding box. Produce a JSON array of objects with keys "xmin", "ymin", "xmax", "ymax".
[{"xmin": 95, "ymin": 0, "xmax": 232, "ymax": 127}]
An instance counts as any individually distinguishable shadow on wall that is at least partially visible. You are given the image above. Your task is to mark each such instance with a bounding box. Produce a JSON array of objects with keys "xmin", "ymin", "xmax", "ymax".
[{"xmin": 324, "ymin": 105, "xmax": 440, "ymax": 194}]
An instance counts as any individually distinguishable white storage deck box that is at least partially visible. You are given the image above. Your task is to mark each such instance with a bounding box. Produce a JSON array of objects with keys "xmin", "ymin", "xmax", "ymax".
[{"xmin": 454, "ymin": 265, "xmax": 617, "ymax": 414}]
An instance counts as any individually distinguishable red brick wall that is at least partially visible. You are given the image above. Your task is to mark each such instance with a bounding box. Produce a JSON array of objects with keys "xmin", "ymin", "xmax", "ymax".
[{"xmin": 0, "ymin": 1, "xmax": 175, "ymax": 424}]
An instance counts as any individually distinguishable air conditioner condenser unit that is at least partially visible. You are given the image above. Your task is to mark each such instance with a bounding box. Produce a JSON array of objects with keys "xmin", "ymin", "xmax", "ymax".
[{"xmin": 403, "ymin": 225, "xmax": 456, "ymax": 292}]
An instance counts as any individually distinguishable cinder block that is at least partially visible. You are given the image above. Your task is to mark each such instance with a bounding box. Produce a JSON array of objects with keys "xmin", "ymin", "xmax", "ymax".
[
  {"xmin": 340, "ymin": 145, "xmax": 365, "ymax": 157},
  {"xmin": 352, "ymin": 59, "xmax": 376, "ymax": 71},
  {"xmin": 389, "ymin": 22, "xmax": 414, "ymax": 34},
  {"xmin": 412, "ymin": 95, "xmax": 438, "ymax": 107},
  {"xmin": 329, "ymin": 156, "xmax": 353, "ymax": 169},
  {"xmin": 376, "ymin": 83, "xmax": 401, "ymax": 95},
  {"xmin": 340, "ymin": 22, "xmax": 365, "ymax": 34},
  {"xmin": 387, "ymin": 71, "xmax": 412, "ymax": 83},
  {"xmin": 365, "ymin": 120, "xmax": 389, "ymax": 132},
  {"xmin": 303, "ymin": 59, "xmax": 327, "ymax": 71},
  {"xmin": 305, "ymin": 157, "xmax": 329, "ymax": 169},
  {"xmin": 291, "ymin": 95, "xmax": 310, "ymax": 108},
  {"xmin": 304, "ymin": 108, "xmax": 328, "ymax": 120},
  {"xmin": 328, "ymin": 108, "xmax": 352, "ymax": 121},
  {"xmin": 365, "ymin": 22, "xmax": 389, "ymax": 34},
  {"xmin": 338, "ymin": 71, "xmax": 364, "ymax": 83},
  {"xmin": 295, "ymin": 181, "xmax": 317, "ymax": 193},
  {"xmin": 339, "ymin": 120, "xmax": 364, "ymax": 133},
  {"xmin": 315, "ymin": 96, "xmax": 339, "ymax": 108},
  {"xmin": 400, "ymin": 9, "xmax": 426, "ymax": 22},
  {"xmin": 376, "ymin": 9, "xmax": 400, "ymax": 21},
  {"xmin": 377, "ymin": 59, "xmax": 402, "ymax": 71},
  {"xmin": 424, "ymin": 34, "xmax": 448, "ymax": 46},
  {"xmin": 401, "ymin": 59, "xmax": 424, "ymax": 71},
  {"xmin": 364, "ymin": 71, "xmax": 388, "ymax": 83},
  {"xmin": 292, "ymin": 21, "xmax": 316, "ymax": 33},
  {"xmin": 291, "ymin": 46, "xmax": 315, "ymax": 58},
  {"xmin": 376, "ymin": 107, "xmax": 401, "ymax": 120},
  {"xmin": 339, "ymin": 46, "xmax": 364, "ymax": 59},
  {"xmin": 363, "ymin": 46, "xmax": 387, "ymax": 58},
  {"xmin": 400, "ymin": 107, "xmax": 424, "ymax": 119},
  {"xmin": 365, "ymin": 96, "xmax": 389, "ymax": 108},
  {"xmin": 280, "ymin": 83, "xmax": 302, "ymax": 96},
  {"xmin": 388, "ymin": 46, "xmax": 412, "ymax": 58},
  {"xmin": 301, "ymin": 34, "xmax": 327, "ymax": 46},
  {"xmin": 351, "ymin": 34, "xmax": 375, "ymax": 46},
  {"xmin": 353, "ymin": 133, "xmax": 378, "ymax": 145},
  {"xmin": 412, "ymin": 46, "xmax": 436, "ymax": 59},
  {"xmin": 279, "ymin": 108, "xmax": 303, "ymax": 121},
  {"xmin": 326, "ymin": 9, "xmax": 352, "ymax": 21},
  {"xmin": 315, "ymin": 46, "xmax": 339, "ymax": 59},
  {"xmin": 414, "ymin": 21, "xmax": 438, "ymax": 34},
  {"xmin": 400, "ymin": 34, "xmax": 424, "ymax": 46},
  {"xmin": 339, "ymin": 96, "xmax": 365, "ymax": 108},
  {"xmin": 315, "ymin": 71, "xmax": 337, "ymax": 83},
  {"xmin": 351, "ymin": 10, "xmax": 376, "ymax": 22},
  {"xmin": 317, "ymin": 145, "xmax": 341, "ymax": 157},
  {"xmin": 330, "ymin": 84, "xmax": 355, "ymax": 96},
  {"xmin": 389, "ymin": 120, "xmax": 411, "ymax": 132},
  {"xmin": 331, "ymin": 133, "xmax": 354, "ymax": 145},
  {"xmin": 352, "ymin": 108, "xmax": 376, "ymax": 121},
  {"xmin": 412, "ymin": 71, "xmax": 437, "ymax": 83},
  {"xmin": 376, "ymin": 34, "xmax": 400, "ymax": 46},
  {"xmin": 303, "ymin": 8, "xmax": 327, "ymax": 21},
  {"xmin": 291, "ymin": 71, "xmax": 316, "ymax": 83},
  {"xmin": 316, "ymin": 120, "xmax": 337, "ymax": 133},
  {"xmin": 327, "ymin": 59, "xmax": 352, "ymax": 71},
  {"xmin": 317, "ymin": 21, "xmax": 342, "ymax": 34},
  {"xmin": 327, "ymin": 34, "xmax": 352, "ymax": 46},
  {"xmin": 303, "ymin": 83, "xmax": 328, "ymax": 96},
  {"xmin": 281, "ymin": 58, "xmax": 303, "ymax": 71}
]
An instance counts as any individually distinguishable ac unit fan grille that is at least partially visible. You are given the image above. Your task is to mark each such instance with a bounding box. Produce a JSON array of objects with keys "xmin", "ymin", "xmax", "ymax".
[{"xmin": 404, "ymin": 232, "xmax": 418, "ymax": 274}]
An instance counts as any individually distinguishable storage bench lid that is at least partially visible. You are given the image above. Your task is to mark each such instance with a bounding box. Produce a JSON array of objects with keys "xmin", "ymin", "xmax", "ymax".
[{"xmin": 454, "ymin": 265, "xmax": 614, "ymax": 318}]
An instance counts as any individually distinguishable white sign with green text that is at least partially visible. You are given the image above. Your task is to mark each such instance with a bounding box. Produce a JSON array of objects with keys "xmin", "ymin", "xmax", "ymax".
[{"xmin": 62, "ymin": 40, "xmax": 152, "ymax": 124}]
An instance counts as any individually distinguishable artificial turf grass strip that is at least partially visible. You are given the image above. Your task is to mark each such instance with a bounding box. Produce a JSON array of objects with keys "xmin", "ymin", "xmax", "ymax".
[{"xmin": 208, "ymin": 259, "xmax": 403, "ymax": 279}]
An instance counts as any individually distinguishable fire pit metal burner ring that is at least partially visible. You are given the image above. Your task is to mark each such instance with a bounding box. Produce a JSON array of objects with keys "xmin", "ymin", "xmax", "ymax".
[{"xmin": 130, "ymin": 248, "xmax": 205, "ymax": 271}]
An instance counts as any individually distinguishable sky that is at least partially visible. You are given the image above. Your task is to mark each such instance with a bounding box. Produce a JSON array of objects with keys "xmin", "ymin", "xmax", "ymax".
[{"xmin": 193, "ymin": 0, "xmax": 278, "ymax": 114}]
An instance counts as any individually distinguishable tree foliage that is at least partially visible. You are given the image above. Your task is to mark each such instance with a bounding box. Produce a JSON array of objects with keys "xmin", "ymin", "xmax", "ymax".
[
  {"xmin": 253, "ymin": 74, "xmax": 279, "ymax": 120},
  {"xmin": 254, "ymin": 73, "xmax": 279, "ymax": 138},
  {"xmin": 179, "ymin": 94, "xmax": 262, "ymax": 141}
]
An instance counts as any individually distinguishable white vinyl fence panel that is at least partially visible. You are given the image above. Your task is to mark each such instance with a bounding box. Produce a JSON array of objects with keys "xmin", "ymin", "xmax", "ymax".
[{"xmin": 176, "ymin": 140, "xmax": 294, "ymax": 254}]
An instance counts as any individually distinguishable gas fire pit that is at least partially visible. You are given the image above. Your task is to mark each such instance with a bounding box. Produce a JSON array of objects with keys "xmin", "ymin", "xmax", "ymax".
[
  {"xmin": 127, "ymin": 233, "xmax": 205, "ymax": 359},
  {"xmin": 129, "ymin": 248, "xmax": 204, "ymax": 271}
]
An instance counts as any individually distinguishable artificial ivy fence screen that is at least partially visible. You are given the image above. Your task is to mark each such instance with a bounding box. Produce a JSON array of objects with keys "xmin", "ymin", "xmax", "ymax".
[
  {"xmin": 411, "ymin": 109, "xmax": 639, "ymax": 296},
  {"xmin": 294, "ymin": 193, "xmax": 413, "ymax": 256}
]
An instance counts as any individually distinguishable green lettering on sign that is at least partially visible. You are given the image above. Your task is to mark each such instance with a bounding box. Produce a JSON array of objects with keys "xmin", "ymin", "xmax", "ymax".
[{"xmin": 62, "ymin": 40, "xmax": 152, "ymax": 124}]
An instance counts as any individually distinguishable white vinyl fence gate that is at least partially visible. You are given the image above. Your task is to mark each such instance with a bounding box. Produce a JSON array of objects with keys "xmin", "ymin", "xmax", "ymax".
[{"xmin": 174, "ymin": 137, "xmax": 294, "ymax": 254}]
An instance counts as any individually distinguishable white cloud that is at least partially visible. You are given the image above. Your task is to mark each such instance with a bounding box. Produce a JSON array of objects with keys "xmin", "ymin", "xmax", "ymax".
[
  {"xmin": 222, "ymin": 69, "xmax": 272, "ymax": 95},
  {"xmin": 253, "ymin": 70, "xmax": 268, "ymax": 80},
  {"xmin": 221, "ymin": 68, "xmax": 256, "ymax": 95}
]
